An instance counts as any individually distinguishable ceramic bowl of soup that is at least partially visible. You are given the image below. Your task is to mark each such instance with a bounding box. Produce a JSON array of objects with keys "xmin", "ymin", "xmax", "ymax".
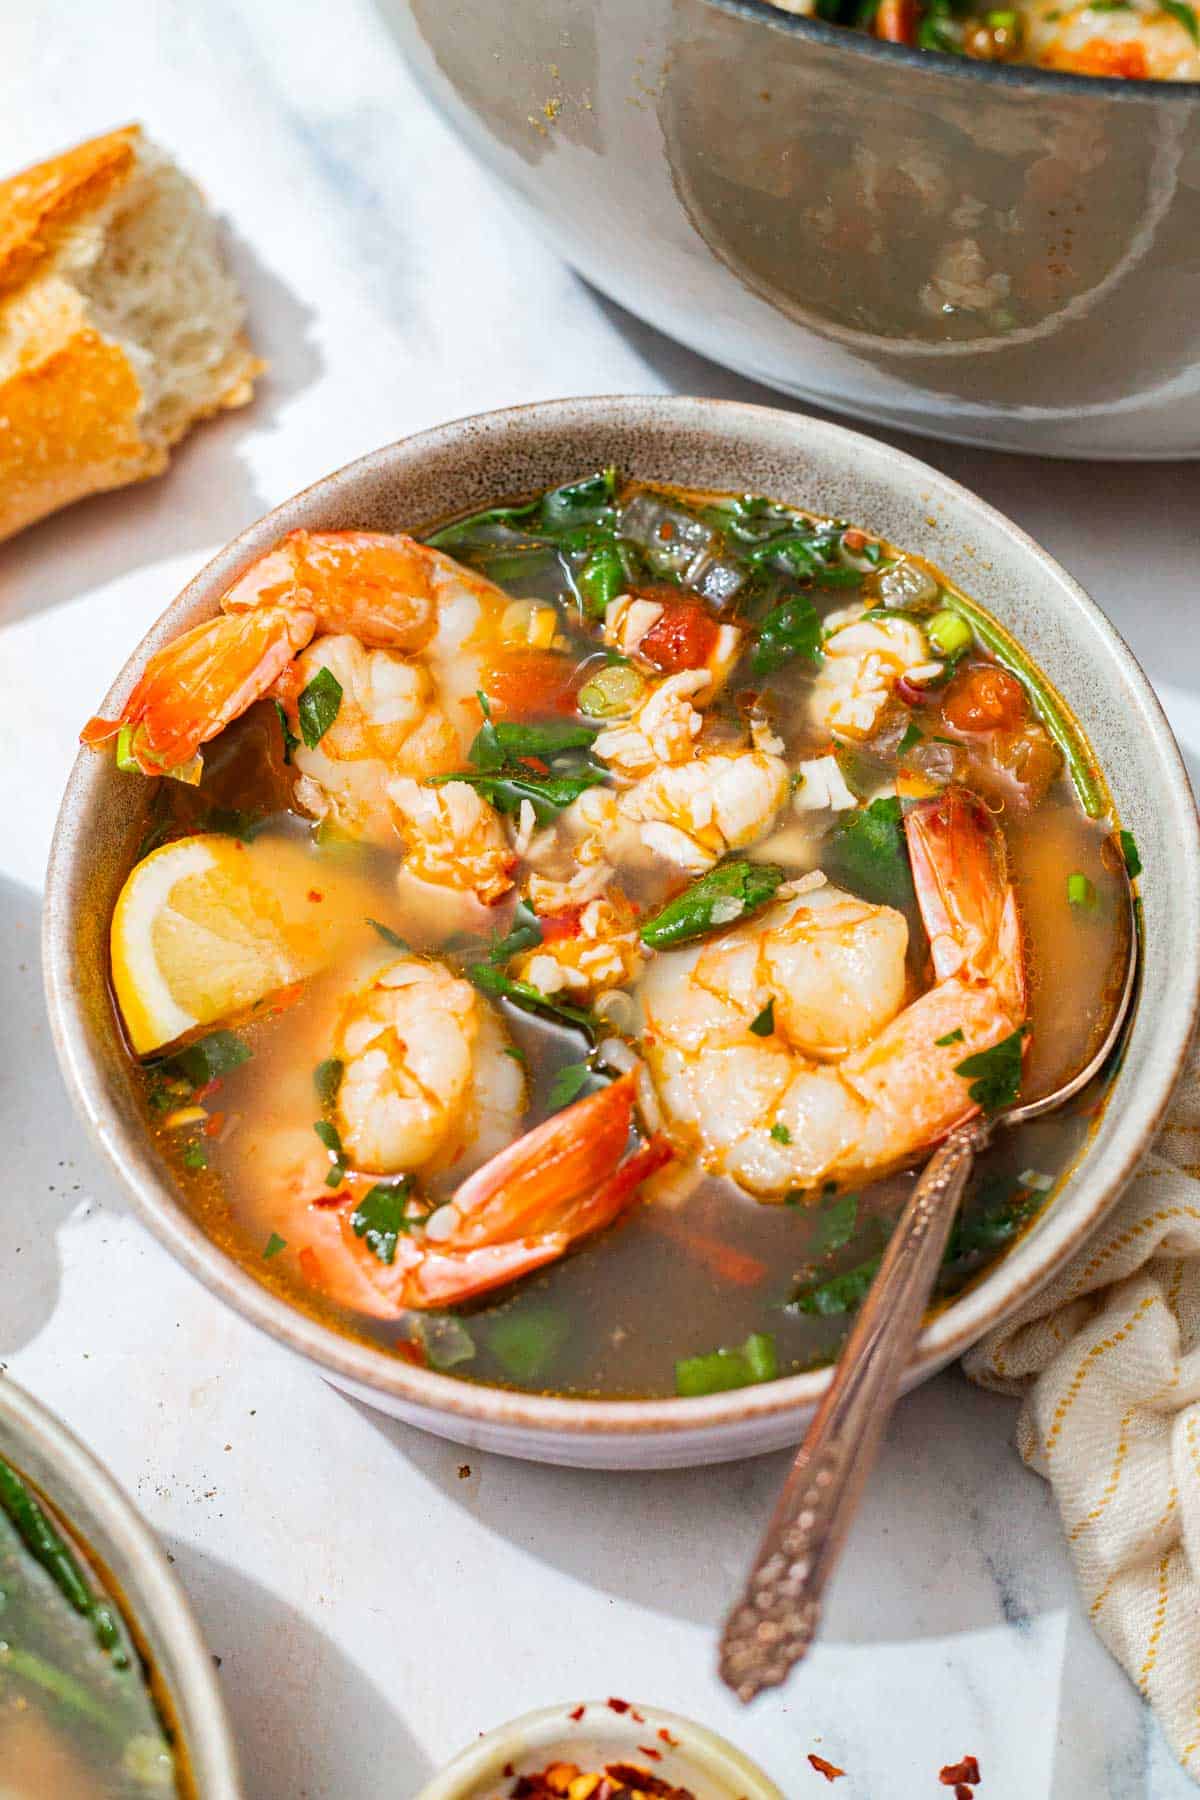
[
  {"xmin": 44, "ymin": 395, "xmax": 1200, "ymax": 1468},
  {"xmin": 0, "ymin": 1377, "xmax": 241, "ymax": 1797},
  {"xmin": 382, "ymin": 0, "xmax": 1200, "ymax": 458}
]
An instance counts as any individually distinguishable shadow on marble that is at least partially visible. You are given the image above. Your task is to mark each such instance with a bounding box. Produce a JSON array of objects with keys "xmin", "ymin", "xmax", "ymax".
[
  {"xmin": 346, "ymin": 1368, "xmax": 1071, "ymax": 1646},
  {"xmin": 163, "ymin": 1536, "xmax": 433, "ymax": 1800},
  {"xmin": 0, "ymin": 230, "xmax": 322, "ymax": 628},
  {"xmin": 0, "ymin": 872, "xmax": 131, "ymax": 1359}
]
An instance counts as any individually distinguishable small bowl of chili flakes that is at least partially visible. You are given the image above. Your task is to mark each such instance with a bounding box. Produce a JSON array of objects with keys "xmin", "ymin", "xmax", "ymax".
[{"xmin": 415, "ymin": 1700, "xmax": 783, "ymax": 1800}]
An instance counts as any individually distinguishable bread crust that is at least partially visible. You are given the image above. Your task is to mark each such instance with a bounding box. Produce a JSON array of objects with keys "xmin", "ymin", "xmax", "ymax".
[
  {"xmin": 0, "ymin": 124, "xmax": 140, "ymax": 300},
  {"xmin": 0, "ymin": 125, "xmax": 259, "ymax": 543}
]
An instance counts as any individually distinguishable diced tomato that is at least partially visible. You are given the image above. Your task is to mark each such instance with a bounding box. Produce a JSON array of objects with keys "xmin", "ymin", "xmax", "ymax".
[
  {"xmin": 636, "ymin": 593, "xmax": 719, "ymax": 674},
  {"xmin": 941, "ymin": 663, "xmax": 1027, "ymax": 734},
  {"xmin": 538, "ymin": 907, "xmax": 583, "ymax": 942},
  {"xmin": 297, "ymin": 1246, "xmax": 322, "ymax": 1286},
  {"xmin": 480, "ymin": 651, "xmax": 582, "ymax": 718},
  {"xmin": 875, "ymin": 0, "xmax": 917, "ymax": 43}
]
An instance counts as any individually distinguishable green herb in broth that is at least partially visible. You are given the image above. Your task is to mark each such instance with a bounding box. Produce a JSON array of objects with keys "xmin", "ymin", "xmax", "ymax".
[
  {"xmin": 114, "ymin": 470, "xmax": 1130, "ymax": 1402},
  {"xmin": 0, "ymin": 1456, "xmax": 182, "ymax": 1795},
  {"xmin": 296, "ymin": 664, "xmax": 343, "ymax": 750}
]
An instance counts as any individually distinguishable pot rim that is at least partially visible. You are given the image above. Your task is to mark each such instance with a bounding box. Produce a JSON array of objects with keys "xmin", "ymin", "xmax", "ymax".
[
  {"xmin": 42, "ymin": 394, "xmax": 1200, "ymax": 1449},
  {"xmin": 712, "ymin": 0, "xmax": 1200, "ymax": 100},
  {"xmin": 0, "ymin": 1375, "xmax": 242, "ymax": 1796}
]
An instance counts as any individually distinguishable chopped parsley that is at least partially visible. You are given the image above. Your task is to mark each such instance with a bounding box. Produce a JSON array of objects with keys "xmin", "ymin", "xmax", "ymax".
[
  {"xmin": 181, "ymin": 1140, "xmax": 209, "ymax": 1172},
  {"xmin": 1067, "ymin": 872, "xmax": 1097, "ymax": 910},
  {"xmin": 313, "ymin": 1118, "xmax": 347, "ymax": 1188},
  {"xmin": 351, "ymin": 1180, "xmax": 414, "ymax": 1265},
  {"xmin": 812, "ymin": 1191, "xmax": 859, "ymax": 1257},
  {"xmin": 297, "ymin": 666, "xmax": 343, "ymax": 749},
  {"xmin": 898, "ymin": 721, "xmax": 924, "ymax": 755},
  {"xmin": 935, "ymin": 1027, "xmax": 965, "ymax": 1047},
  {"xmin": 313, "ymin": 1058, "xmax": 344, "ymax": 1109},
  {"xmin": 770, "ymin": 1122, "xmax": 792, "ymax": 1145},
  {"xmin": 262, "ymin": 1232, "xmax": 287, "ymax": 1260},
  {"xmin": 434, "ymin": 693, "xmax": 605, "ymax": 823},
  {"xmin": 750, "ymin": 999, "xmax": 776, "ymax": 1037},
  {"xmin": 955, "ymin": 1024, "xmax": 1029, "ymax": 1114},
  {"xmin": 547, "ymin": 1061, "xmax": 593, "ymax": 1111},
  {"xmin": 274, "ymin": 699, "xmax": 299, "ymax": 764}
]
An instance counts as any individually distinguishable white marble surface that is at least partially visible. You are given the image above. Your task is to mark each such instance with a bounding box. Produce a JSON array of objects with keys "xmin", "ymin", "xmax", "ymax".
[{"xmin": 2, "ymin": 3, "xmax": 1199, "ymax": 1795}]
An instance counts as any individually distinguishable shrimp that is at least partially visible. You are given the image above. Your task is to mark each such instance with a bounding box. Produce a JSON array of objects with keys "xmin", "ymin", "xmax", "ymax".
[
  {"xmin": 592, "ymin": 669, "xmax": 710, "ymax": 777},
  {"xmin": 810, "ymin": 608, "xmax": 938, "ymax": 740},
  {"xmin": 252, "ymin": 959, "xmax": 671, "ymax": 1314},
  {"xmin": 638, "ymin": 786, "xmax": 1026, "ymax": 1196},
  {"xmin": 512, "ymin": 887, "xmax": 645, "ymax": 1001},
  {"xmin": 82, "ymin": 531, "xmax": 495, "ymax": 771},
  {"xmin": 617, "ymin": 748, "xmax": 791, "ymax": 873},
  {"xmin": 387, "ymin": 777, "xmax": 516, "ymax": 905}
]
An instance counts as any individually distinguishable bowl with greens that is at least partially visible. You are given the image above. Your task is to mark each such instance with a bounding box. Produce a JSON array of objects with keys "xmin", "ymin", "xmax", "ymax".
[{"xmin": 0, "ymin": 1377, "xmax": 241, "ymax": 1797}]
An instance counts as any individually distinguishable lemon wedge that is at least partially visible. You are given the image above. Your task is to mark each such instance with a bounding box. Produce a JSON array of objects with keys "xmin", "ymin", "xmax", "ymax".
[{"xmin": 111, "ymin": 833, "xmax": 353, "ymax": 1055}]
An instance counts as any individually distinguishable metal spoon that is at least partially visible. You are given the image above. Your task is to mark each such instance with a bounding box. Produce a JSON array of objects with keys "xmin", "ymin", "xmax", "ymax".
[{"xmin": 719, "ymin": 843, "xmax": 1138, "ymax": 1704}]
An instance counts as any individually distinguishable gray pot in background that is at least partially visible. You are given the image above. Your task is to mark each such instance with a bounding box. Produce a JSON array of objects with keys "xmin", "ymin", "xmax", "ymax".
[
  {"xmin": 383, "ymin": 0, "xmax": 1200, "ymax": 458},
  {"xmin": 0, "ymin": 1379, "xmax": 242, "ymax": 1798}
]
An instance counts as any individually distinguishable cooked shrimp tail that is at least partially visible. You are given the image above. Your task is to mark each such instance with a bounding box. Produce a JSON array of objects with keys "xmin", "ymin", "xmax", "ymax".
[
  {"xmin": 349, "ymin": 1073, "xmax": 674, "ymax": 1310},
  {"xmin": 83, "ymin": 605, "xmax": 317, "ymax": 772},
  {"xmin": 80, "ymin": 529, "xmax": 495, "ymax": 774},
  {"xmin": 905, "ymin": 785, "xmax": 1027, "ymax": 1011}
]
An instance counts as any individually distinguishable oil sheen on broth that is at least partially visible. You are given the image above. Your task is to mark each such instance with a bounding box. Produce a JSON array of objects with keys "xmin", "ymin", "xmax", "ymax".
[{"xmin": 112, "ymin": 474, "xmax": 1131, "ymax": 1401}]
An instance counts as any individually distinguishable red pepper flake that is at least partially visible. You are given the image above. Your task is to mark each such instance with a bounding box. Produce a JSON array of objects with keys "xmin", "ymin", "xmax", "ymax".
[
  {"xmin": 638, "ymin": 1746, "xmax": 661, "ymax": 1760},
  {"xmin": 939, "ymin": 1756, "xmax": 980, "ymax": 1787},
  {"xmin": 607, "ymin": 1697, "xmax": 630, "ymax": 1714},
  {"xmin": 520, "ymin": 754, "xmax": 551, "ymax": 776},
  {"xmin": 630, "ymin": 1709, "xmax": 645, "ymax": 1724},
  {"xmin": 955, "ymin": 1788, "xmax": 972, "ymax": 1800},
  {"xmin": 194, "ymin": 1078, "xmax": 222, "ymax": 1103},
  {"xmin": 503, "ymin": 1764, "xmax": 515, "ymax": 1779},
  {"xmin": 808, "ymin": 1753, "xmax": 845, "ymax": 1782},
  {"xmin": 457, "ymin": 1464, "xmax": 471, "ymax": 1479},
  {"xmin": 569, "ymin": 1705, "xmax": 585, "ymax": 1723},
  {"xmin": 657, "ymin": 1729, "xmax": 678, "ymax": 1747},
  {"xmin": 658, "ymin": 521, "xmax": 675, "ymax": 540},
  {"xmin": 297, "ymin": 1246, "xmax": 322, "ymax": 1286},
  {"xmin": 203, "ymin": 1112, "xmax": 225, "ymax": 1138},
  {"xmin": 307, "ymin": 889, "xmax": 323, "ymax": 902}
]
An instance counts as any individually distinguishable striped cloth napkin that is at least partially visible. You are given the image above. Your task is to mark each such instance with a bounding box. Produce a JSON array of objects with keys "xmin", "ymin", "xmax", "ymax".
[{"xmin": 965, "ymin": 1045, "xmax": 1200, "ymax": 1778}]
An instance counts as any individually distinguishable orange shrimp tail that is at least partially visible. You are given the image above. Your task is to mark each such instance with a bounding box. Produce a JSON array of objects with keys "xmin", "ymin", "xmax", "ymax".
[
  {"xmin": 82, "ymin": 604, "xmax": 316, "ymax": 770},
  {"xmin": 231, "ymin": 530, "xmax": 442, "ymax": 653},
  {"xmin": 449, "ymin": 1070, "xmax": 641, "ymax": 1247},
  {"xmin": 905, "ymin": 786, "xmax": 1014, "ymax": 986}
]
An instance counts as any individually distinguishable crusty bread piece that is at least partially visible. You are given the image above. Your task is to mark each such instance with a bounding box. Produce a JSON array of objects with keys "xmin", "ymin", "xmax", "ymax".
[{"xmin": 0, "ymin": 124, "xmax": 260, "ymax": 542}]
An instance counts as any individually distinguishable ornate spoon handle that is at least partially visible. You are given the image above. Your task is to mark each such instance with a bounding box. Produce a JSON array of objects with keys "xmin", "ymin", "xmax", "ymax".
[{"xmin": 719, "ymin": 1117, "xmax": 989, "ymax": 1703}]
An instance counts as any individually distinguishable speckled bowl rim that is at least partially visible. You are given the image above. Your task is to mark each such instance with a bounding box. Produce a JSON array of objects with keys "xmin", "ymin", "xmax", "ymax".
[
  {"xmin": 0, "ymin": 1376, "xmax": 242, "ymax": 1797},
  {"xmin": 42, "ymin": 396, "xmax": 1200, "ymax": 1452},
  {"xmin": 413, "ymin": 1699, "xmax": 784, "ymax": 1800}
]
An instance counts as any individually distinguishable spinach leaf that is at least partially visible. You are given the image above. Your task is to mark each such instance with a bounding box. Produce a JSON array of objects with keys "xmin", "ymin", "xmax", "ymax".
[
  {"xmin": 163, "ymin": 1029, "xmax": 251, "ymax": 1087},
  {"xmin": 750, "ymin": 999, "xmax": 775, "ymax": 1037},
  {"xmin": 297, "ymin": 666, "xmax": 343, "ymax": 749},
  {"xmin": 791, "ymin": 1254, "xmax": 882, "ymax": 1317},
  {"xmin": 437, "ymin": 765, "xmax": 606, "ymax": 825},
  {"xmin": 487, "ymin": 899, "xmax": 544, "ymax": 964},
  {"xmin": 751, "ymin": 593, "xmax": 823, "ymax": 677},
  {"xmin": 640, "ymin": 860, "xmax": 785, "ymax": 949},
  {"xmin": 955, "ymin": 1025, "xmax": 1029, "ymax": 1114},
  {"xmin": 824, "ymin": 798, "xmax": 914, "ymax": 910},
  {"xmin": 812, "ymin": 1191, "xmax": 859, "ymax": 1258}
]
